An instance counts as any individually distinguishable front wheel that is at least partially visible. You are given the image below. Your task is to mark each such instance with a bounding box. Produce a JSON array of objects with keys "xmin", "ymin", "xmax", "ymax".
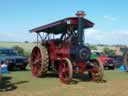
[
  {"xmin": 58, "ymin": 58, "xmax": 73, "ymax": 84},
  {"xmin": 88, "ymin": 58, "xmax": 104, "ymax": 81}
]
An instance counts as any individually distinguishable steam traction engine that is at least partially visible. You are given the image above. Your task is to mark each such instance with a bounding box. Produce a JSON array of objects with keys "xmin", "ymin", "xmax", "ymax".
[{"xmin": 29, "ymin": 11, "xmax": 104, "ymax": 84}]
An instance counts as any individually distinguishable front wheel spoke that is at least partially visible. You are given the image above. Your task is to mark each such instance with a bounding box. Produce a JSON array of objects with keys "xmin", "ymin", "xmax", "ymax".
[
  {"xmin": 63, "ymin": 72, "xmax": 69, "ymax": 80},
  {"xmin": 37, "ymin": 53, "xmax": 41, "ymax": 58},
  {"xmin": 65, "ymin": 73, "xmax": 69, "ymax": 79},
  {"xmin": 64, "ymin": 68, "xmax": 69, "ymax": 72}
]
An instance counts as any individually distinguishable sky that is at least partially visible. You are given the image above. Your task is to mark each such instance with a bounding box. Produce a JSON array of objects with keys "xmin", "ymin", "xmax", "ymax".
[{"xmin": 0, "ymin": 0, "xmax": 128, "ymax": 45}]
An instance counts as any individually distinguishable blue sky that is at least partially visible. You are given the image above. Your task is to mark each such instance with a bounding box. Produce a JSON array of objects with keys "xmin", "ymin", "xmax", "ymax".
[{"xmin": 0, "ymin": 0, "xmax": 128, "ymax": 45}]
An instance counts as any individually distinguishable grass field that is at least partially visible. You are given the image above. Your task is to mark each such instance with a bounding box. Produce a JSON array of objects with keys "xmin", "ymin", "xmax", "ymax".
[
  {"xmin": 1, "ymin": 42, "xmax": 128, "ymax": 96},
  {"xmin": 0, "ymin": 69, "xmax": 128, "ymax": 96}
]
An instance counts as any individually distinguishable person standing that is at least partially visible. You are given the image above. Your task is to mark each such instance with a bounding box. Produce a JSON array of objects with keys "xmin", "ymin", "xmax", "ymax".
[
  {"xmin": 0, "ymin": 64, "xmax": 2, "ymax": 80},
  {"xmin": 1, "ymin": 61, "xmax": 8, "ymax": 76}
]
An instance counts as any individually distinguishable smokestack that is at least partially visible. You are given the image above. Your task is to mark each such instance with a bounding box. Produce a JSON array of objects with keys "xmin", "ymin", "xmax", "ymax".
[{"xmin": 76, "ymin": 11, "xmax": 86, "ymax": 45}]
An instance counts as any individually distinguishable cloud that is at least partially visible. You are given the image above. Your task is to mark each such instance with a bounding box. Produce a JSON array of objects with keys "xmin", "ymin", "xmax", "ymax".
[
  {"xmin": 103, "ymin": 15, "xmax": 118, "ymax": 21},
  {"xmin": 84, "ymin": 29, "xmax": 128, "ymax": 45}
]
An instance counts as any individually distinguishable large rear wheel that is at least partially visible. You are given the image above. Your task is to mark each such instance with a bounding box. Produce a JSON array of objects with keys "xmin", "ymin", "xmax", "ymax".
[
  {"xmin": 58, "ymin": 58, "xmax": 73, "ymax": 84},
  {"xmin": 88, "ymin": 58, "xmax": 104, "ymax": 81},
  {"xmin": 29, "ymin": 45, "xmax": 49, "ymax": 77}
]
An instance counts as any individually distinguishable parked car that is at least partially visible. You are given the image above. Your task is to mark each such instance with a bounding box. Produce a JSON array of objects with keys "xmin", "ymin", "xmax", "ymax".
[
  {"xmin": 0, "ymin": 48, "xmax": 28, "ymax": 70},
  {"xmin": 109, "ymin": 56, "xmax": 123, "ymax": 68},
  {"xmin": 93, "ymin": 52, "xmax": 115, "ymax": 70}
]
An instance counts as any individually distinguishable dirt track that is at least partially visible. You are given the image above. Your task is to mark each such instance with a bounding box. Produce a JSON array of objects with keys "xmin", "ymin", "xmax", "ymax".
[{"xmin": 0, "ymin": 79, "xmax": 128, "ymax": 96}]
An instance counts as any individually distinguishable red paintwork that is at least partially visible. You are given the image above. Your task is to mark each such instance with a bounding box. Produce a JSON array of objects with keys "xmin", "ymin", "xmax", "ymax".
[
  {"xmin": 44, "ymin": 40, "xmax": 91, "ymax": 75},
  {"xmin": 75, "ymin": 62, "xmax": 87, "ymax": 74},
  {"xmin": 46, "ymin": 40, "xmax": 70, "ymax": 61}
]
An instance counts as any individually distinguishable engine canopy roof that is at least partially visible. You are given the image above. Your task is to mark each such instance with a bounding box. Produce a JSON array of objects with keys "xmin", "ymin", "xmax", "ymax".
[{"xmin": 30, "ymin": 17, "xmax": 94, "ymax": 34}]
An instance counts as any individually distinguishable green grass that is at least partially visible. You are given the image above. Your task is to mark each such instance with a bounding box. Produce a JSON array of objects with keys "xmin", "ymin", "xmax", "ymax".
[
  {"xmin": 1, "ymin": 42, "xmax": 128, "ymax": 96},
  {"xmin": 104, "ymin": 70, "xmax": 128, "ymax": 80},
  {"xmin": 0, "ymin": 69, "xmax": 128, "ymax": 96}
]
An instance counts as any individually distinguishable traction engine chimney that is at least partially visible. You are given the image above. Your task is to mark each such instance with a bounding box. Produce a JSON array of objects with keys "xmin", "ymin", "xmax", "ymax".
[{"xmin": 76, "ymin": 11, "xmax": 86, "ymax": 45}]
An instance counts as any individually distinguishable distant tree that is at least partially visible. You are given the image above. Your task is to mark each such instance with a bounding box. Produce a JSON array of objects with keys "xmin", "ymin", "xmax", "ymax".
[
  {"xmin": 103, "ymin": 47, "xmax": 110, "ymax": 55},
  {"xmin": 109, "ymin": 49, "xmax": 116, "ymax": 56},
  {"xmin": 103, "ymin": 47, "xmax": 116, "ymax": 56},
  {"xmin": 89, "ymin": 45, "xmax": 97, "ymax": 50},
  {"xmin": 24, "ymin": 41, "xmax": 29, "ymax": 43},
  {"xmin": 12, "ymin": 45, "xmax": 24, "ymax": 55}
]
